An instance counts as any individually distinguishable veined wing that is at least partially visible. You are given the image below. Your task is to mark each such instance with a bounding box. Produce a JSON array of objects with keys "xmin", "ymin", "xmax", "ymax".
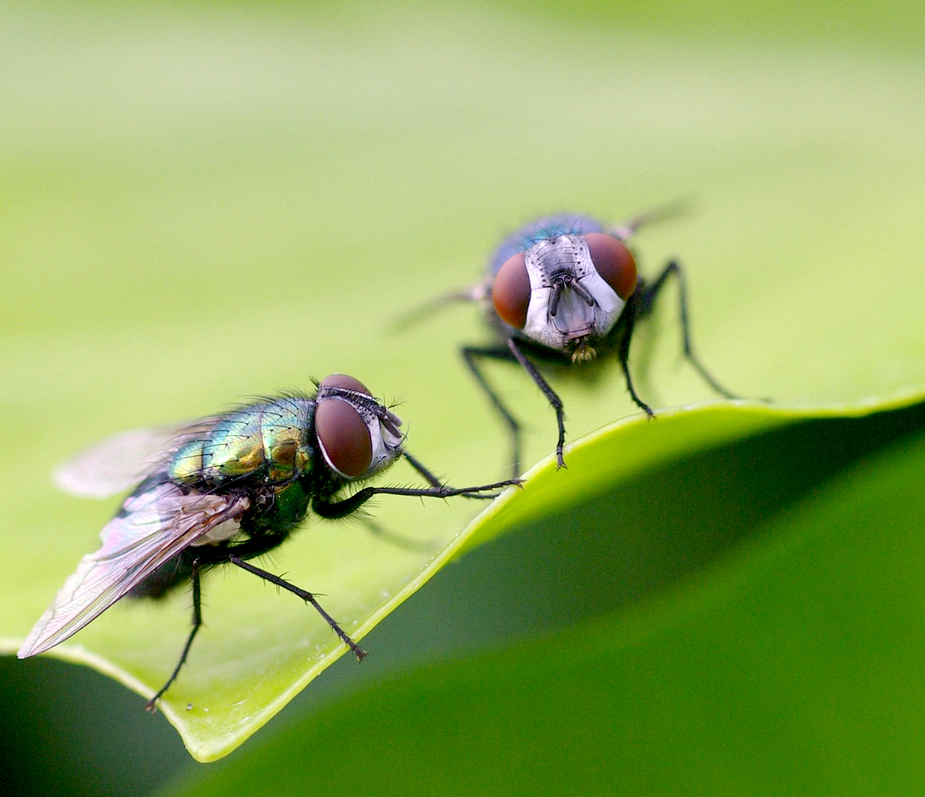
[
  {"xmin": 53, "ymin": 419, "xmax": 217, "ymax": 499},
  {"xmin": 18, "ymin": 481, "xmax": 250, "ymax": 658}
]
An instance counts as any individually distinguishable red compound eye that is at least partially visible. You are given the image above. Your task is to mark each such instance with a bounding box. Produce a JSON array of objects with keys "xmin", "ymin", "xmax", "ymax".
[
  {"xmin": 318, "ymin": 373, "xmax": 371, "ymax": 396},
  {"xmin": 492, "ymin": 252, "xmax": 531, "ymax": 329},
  {"xmin": 585, "ymin": 233, "xmax": 637, "ymax": 300},
  {"xmin": 316, "ymin": 397, "xmax": 372, "ymax": 478},
  {"xmin": 316, "ymin": 374, "xmax": 373, "ymax": 478}
]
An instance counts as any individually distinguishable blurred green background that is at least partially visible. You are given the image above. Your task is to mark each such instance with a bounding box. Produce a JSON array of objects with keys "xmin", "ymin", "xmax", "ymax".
[{"xmin": 2, "ymin": 0, "xmax": 924, "ymax": 793}]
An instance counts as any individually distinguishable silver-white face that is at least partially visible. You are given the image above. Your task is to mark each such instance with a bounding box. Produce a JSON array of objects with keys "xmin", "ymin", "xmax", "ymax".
[
  {"xmin": 521, "ymin": 235, "xmax": 625, "ymax": 352},
  {"xmin": 314, "ymin": 385, "xmax": 404, "ymax": 480}
]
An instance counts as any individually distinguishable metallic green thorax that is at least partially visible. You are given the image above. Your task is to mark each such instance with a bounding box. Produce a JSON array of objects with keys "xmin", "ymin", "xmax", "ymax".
[{"xmin": 169, "ymin": 398, "xmax": 315, "ymax": 488}]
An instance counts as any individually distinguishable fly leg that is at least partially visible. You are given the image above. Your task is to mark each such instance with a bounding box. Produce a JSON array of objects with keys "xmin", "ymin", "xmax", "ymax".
[
  {"xmin": 146, "ymin": 558, "xmax": 203, "ymax": 712},
  {"xmin": 401, "ymin": 449, "xmax": 500, "ymax": 501},
  {"xmin": 311, "ymin": 479, "xmax": 520, "ymax": 521},
  {"xmin": 348, "ymin": 450, "xmax": 496, "ymax": 549},
  {"xmin": 462, "ymin": 344, "xmax": 524, "ymax": 479},
  {"xmin": 401, "ymin": 450, "xmax": 444, "ymax": 488},
  {"xmin": 505, "ymin": 338, "xmax": 567, "ymax": 471},
  {"xmin": 616, "ymin": 291, "xmax": 656, "ymax": 418},
  {"xmin": 315, "ymin": 472, "xmax": 519, "ymax": 553},
  {"xmin": 636, "ymin": 261, "xmax": 738, "ymax": 399},
  {"xmin": 227, "ymin": 555, "xmax": 367, "ymax": 662}
]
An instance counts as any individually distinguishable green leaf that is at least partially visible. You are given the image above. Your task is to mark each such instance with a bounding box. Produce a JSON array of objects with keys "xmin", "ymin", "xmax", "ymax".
[
  {"xmin": 2, "ymin": 0, "xmax": 924, "ymax": 765},
  {"xmin": 162, "ymin": 416, "xmax": 925, "ymax": 795}
]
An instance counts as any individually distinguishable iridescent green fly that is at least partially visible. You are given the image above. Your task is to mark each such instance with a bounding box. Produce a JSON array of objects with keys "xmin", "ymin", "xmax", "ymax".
[{"xmin": 18, "ymin": 374, "xmax": 516, "ymax": 710}]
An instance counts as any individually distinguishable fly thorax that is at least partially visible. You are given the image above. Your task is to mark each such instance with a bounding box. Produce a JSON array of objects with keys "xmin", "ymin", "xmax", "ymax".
[{"xmin": 522, "ymin": 235, "xmax": 624, "ymax": 350}]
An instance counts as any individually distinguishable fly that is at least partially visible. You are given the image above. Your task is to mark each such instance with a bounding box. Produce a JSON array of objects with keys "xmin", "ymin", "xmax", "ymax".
[
  {"xmin": 420, "ymin": 210, "xmax": 738, "ymax": 476},
  {"xmin": 18, "ymin": 374, "xmax": 517, "ymax": 710}
]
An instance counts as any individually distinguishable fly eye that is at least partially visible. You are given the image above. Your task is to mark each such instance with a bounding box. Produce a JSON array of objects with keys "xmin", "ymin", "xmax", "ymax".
[
  {"xmin": 585, "ymin": 233, "xmax": 637, "ymax": 300},
  {"xmin": 316, "ymin": 398, "xmax": 372, "ymax": 478},
  {"xmin": 492, "ymin": 252, "xmax": 531, "ymax": 329},
  {"xmin": 318, "ymin": 373, "xmax": 371, "ymax": 396}
]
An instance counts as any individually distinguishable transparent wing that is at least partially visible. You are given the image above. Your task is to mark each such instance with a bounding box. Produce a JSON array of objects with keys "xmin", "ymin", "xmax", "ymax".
[
  {"xmin": 390, "ymin": 284, "xmax": 486, "ymax": 332},
  {"xmin": 18, "ymin": 482, "xmax": 250, "ymax": 658},
  {"xmin": 53, "ymin": 419, "xmax": 216, "ymax": 499},
  {"xmin": 606, "ymin": 201, "xmax": 689, "ymax": 241}
]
